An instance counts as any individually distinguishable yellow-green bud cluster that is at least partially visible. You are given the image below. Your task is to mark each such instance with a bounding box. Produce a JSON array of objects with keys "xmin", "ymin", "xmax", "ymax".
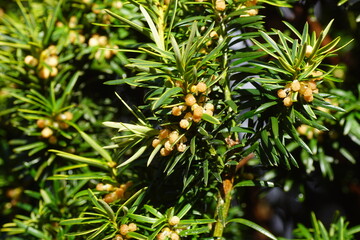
[
  {"xmin": 297, "ymin": 124, "xmax": 322, "ymax": 140},
  {"xmin": 171, "ymin": 81, "xmax": 214, "ymax": 129},
  {"xmin": 152, "ymin": 129, "xmax": 187, "ymax": 156},
  {"xmin": 277, "ymin": 74, "xmax": 322, "ymax": 107},
  {"xmin": 96, "ymin": 181, "xmax": 133, "ymax": 203},
  {"xmin": 156, "ymin": 227, "xmax": 181, "ymax": 240},
  {"xmin": 239, "ymin": 0, "xmax": 259, "ymax": 17},
  {"xmin": 37, "ymin": 111, "xmax": 73, "ymax": 144},
  {"xmin": 88, "ymin": 34, "xmax": 118, "ymax": 60},
  {"xmin": 112, "ymin": 223, "xmax": 137, "ymax": 240},
  {"xmin": 37, "ymin": 45, "xmax": 60, "ymax": 79}
]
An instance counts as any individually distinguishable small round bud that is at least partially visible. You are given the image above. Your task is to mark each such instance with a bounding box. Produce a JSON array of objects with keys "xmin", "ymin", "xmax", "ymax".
[
  {"xmin": 160, "ymin": 147, "xmax": 171, "ymax": 156},
  {"xmin": 47, "ymin": 45, "xmax": 57, "ymax": 55},
  {"xmin": 52, "ymin": 121, "xmax": 59, "ymax": 128},
  {"xmin": 98, "ymin": 36, "xmax": 108, "ymax": 47},
  {"xmin": 112, "ymin": 1, "xmax": 123, "ymax": 8},
  {"xmin": 92, "ymin": 4, "xmax": 101, "ymax": 14},
  {"xmin": 172, "ymin": 106, "xmax": 182, "ymax": 116},
  {"xmin": 193, "ymin": 116, "xmax": 202, "ymax": 123},
  {"xmin": 190, "ymin": 85, "xmax": 197, "ymax": 93},
  {"xmin": 196, "ymin": 82, "xmax": 207, "ymax": 93},
  {"xmin": 283, "ymin": 97, "xmax": 293, "ymax": 107},
  {"xmin": 45, "ymin": 56, "xmax": 58, "ymax": 67},
  {"xmin": 96, "ymin": 183, "xmax": 104, "ymax": 191},
  {"xmin": 210, "ymin": 31, "xmax": 218, "ymax": 39},
  {"xmin": 50, "ymin": 67, "xmax": 58, "ymax": 77},
  {"xmin": 204, "ymin": 102, "xmax": 214, "ymax": 111},
  {"xmin": 41, "ymin": 127, "xmax": 53, "ymax": 138},
  {"xmin": 95, "ymin": 50, "xmax": 102, "ymax": 60},
  {"xmin": 184, "ymin": 112, "xmax": 193, "ymax": 121},
  {"xmin": 69, "ymin": 16, "xmax": 77, "ymax": 26},
  {"xmin": 37, "ymin": 119, "xmax": 46, "ymax": 128},
  {"xmin": 119, "ymin": 224, "xmax": 129, "ymax": 236},
  {"xmin": 102, "ymin": 184, "xmax": 115, "ymax": 191},
  {"xmin": 205, "ymin": 109, "xmax": 214, "ymax": 116},
  {"xmin": 56, "ymin": 113, "xmax": 67, "ymax": 121},
  {"xmin": 175, "ymin": 81, "xmax": 183, "ymax": 88},
  {"xmin": 107, "ymin": 161, "xmax": 117, "ymax": 168},
  {"xmin": 169, "ymin": 216, "xmax": 180, "ymax": 226},
  {"xmin": 103, "ymin": 192, "xmax": 117, "ymax": 203},
  {"xmin": 277, "ymin": 89, "xmax": 287, "ymax": 98},
  {"xmin": 156, "ymin": 232, "xmax": 167, "ymax": 240},
  {"xmin": 179, "ymin": 119, "xmax": 190, "ymax": 129},
  {"xmin": 308, "ymin": 80, "xmax": 317, "ymax": 90},
  {"xmin": 297, "ymin": 125, "xmax": 308, "ymax": 135},
  {"xmin": 168, "ymin": 131, "xmax": 179, "ymax": 144},
  {"xmin": 303, "ymin": 88, "xmax": 313, "ymax": 97},
  {"xmin": 59, "ymin": 122, "xmax": 69, "ymax": 129},
  {"xmin": 170, "ymin": 232, "xmax": 180, "ymax": 240},
  {"xmin": 104, "ymin": 49, "xmax": 113, "ymax": 59},
  {"xmin": 24, "ymin": 55, "xmax": 38, "ymax": 67},
  {"xmin": 304, "ymin": 94, "xmax": 314, "ymax": 102},
  {"xmin": 299, "ymin": 85, "xmax": 307, "ymax": 95},
  {"xmin": 159, "ymin": 129, "xmax": 171, "ymax": 140},
  {"xmin": 88, "ymin": 37, "xmax": 99, "ymax": 47},
  {"xmin": 79, "ymin": 34, "xmax": 85, "ymax": 43},
  {"xmin": 38, "ymin": 67, "xmax": 50, "ymax": 79},
  {"xmin": 193, "ymin": 106, "xmax": 204, "ymax": 118},
  {"xmin": 206, "ymin": 40, "xmax": 213, "ymax": 46},
  {"xmin": 113, "ymin": 234, "xmax": 124, "ymax": 240},
  {"xmin": 115, "ymin": 188, "xmax": 124, "ymax": 199},
  {"xmin": 199, "ymin": 48, "xmax": 207, "ymax": 54},
  {"xmin": 305, "ymin": 45, "xmax": 313, "ymax": 58},
  {"xmin": 177, "ymin": 143, "xmax": 186, "ymax": 152},
  {"xmin": 48, "ymin": 135, "xmax": 57, "ymax": 144},
  {"xmin": 164, "ymin": 140, "xmax": 173, "ymax": 151},
  {"xmin": 191, "ymin": 103, "xmax": 199, "ymax": 111},
  {"xmin": 245, "ymin": 8, "xmax": 258, "ymax": 16},
  {"xmin": 178, "ymin": 105, "xmax": 187, "ymax": 111},
  {"xmin": 161, "ymin": 227, "xmax": 171, "ymax": 233},
  {"xmin": 312, "ymin": 70, "xmax": 323, "ymax": 80},
  {"xmin": 291, "ymin": 80, "xmax": 301, "ymax": 92},
  {"xmin": 64, "ymin": 111, "xmax": 73, "ymax": 120},
  {"xmin": 128, "ymin": 223, "xmax": 137, "ymax": 232},
  {"xmin": 215, "ymin": 0, "xmax": 226, "ymax": 11},
  {"xmin": 152, "ymin": 138, "xmax": 161, "ymax": 148},
  {"xmin": 185, "ymin": 94, "xmax": 196, "ymax": 106}
]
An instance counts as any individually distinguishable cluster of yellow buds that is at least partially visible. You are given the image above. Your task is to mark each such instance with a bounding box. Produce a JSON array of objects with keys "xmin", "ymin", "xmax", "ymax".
[
  {"xmin": 172, "ymin": 81, "xmax": 214, "ymax": 129},
  {"xmin": 39, "ymin": 45, "xmax": 60, "ymax": 79},
  {"xmin": 199, "ymin": 30, "xmax": 219, "ymax": 54},
  {"xmin": 240, "ymin": 0, "xmax": 258, "ymax": 17},
  {"xmin": 157, "ymin": 216, "xmax": 181, "ymax": 240},
  {"xmin": 112, "ymin": 223, "xmax": 137, "ymax": 240},
  {"xmin": 5, "ymin": 187, "xmax": 22, "ymax": 207},
  {"xmin": 68, "ymin": 31, "xmax": 86, "ymax": 44},
  {"xmin": 66, "ymin": 16, "xmax": 86, "ymax": 44},
  {"xmin": 24, "ymin": 45, "xmax": 59, "ymax": 79},
  {"xmin": 36, "ymin": 111, "xmax": 73, "ymax": 144},
  {"xmin": 152, "ymin": 129, "xmax": 187, "ymax": 156},
  {"xmin": 88, "ymin": 34, "xmax": 118, "ymax": 59},
  {"xmin": 297, "ymin": 124, "xmax": 323, "ymax": 140},
  {"xmin": 156, "ymin": 227, "xmax": 180, "ymax": 240},
  {"xmin": 96, "ymin": 181, "xmax": 133, "ymax": 203},
  {"xmin": 277, "ymin": 73, "xmax": 322, "ymax": 107}
]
